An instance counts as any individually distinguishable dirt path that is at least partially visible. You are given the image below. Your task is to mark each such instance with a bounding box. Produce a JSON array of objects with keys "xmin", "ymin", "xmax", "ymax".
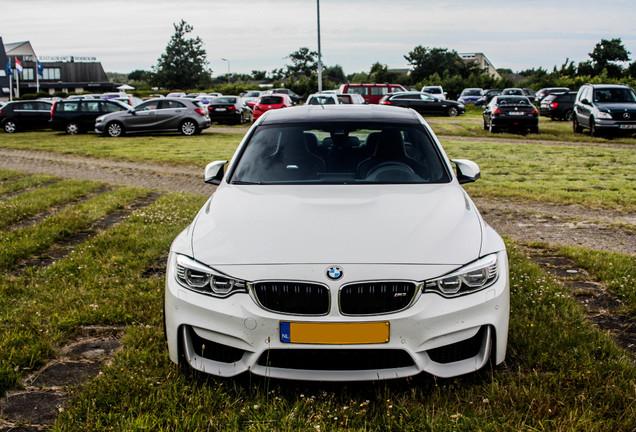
[{"xmin": 1, "ymin": 147, "xmax": 633, "ymax": 255}]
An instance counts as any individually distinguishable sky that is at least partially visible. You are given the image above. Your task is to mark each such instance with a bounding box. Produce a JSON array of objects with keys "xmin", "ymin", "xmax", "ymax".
[{"xmin": 2, "ymin": 0, "xmax": 636, "ymax": 77}]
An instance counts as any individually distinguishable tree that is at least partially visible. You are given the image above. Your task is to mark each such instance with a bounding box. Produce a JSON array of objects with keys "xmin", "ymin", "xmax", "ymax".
[
  {"xmin": 404, "ymin": 46, "xmax": 479, "ymax": 83},
  {"xmin": 589, "ymin": 38, "xmax": 631, "ymax": 77},
  {"xmin": 285, "ymin": 47, "xmax": 318, "ymax": 78},
  {"xmin": 127, "ymin": 70, "xmax": 148, "ymax": 81},
  {"xmin": 323, "ymin": 65, "xmax": 345, "ymax": 83},
  {"xmin": 152, "ymin": 20, "xmax": 212, "ymax": 90},
  {"xmin": 251, "ymin": 70, "xmax": 268, "ymax": 80}
]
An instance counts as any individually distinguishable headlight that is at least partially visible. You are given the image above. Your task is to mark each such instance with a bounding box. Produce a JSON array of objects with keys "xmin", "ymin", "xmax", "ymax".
[
  {"xmin": 174, "ymin": 254, "xmax": 248, "ymax": 297},
  {"xmin": 458, "ymin": 103, "xmax": 465, "ymax": 108},
  {"xmin": 424, "ymin": 254, "xmax": 498, "ymax": 297},
  {"xmin": 95, "ymin": 117, "xmax": 104, "ymax": 123},
  {"xmin": 597, "ymin": 112, "xmax": 612, "ymax": 119}
]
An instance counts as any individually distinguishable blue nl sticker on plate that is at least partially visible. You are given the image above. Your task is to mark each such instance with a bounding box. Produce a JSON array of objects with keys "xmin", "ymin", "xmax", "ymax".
[{"xmin": 280, "ymin": 322, "xmax": 291, "ymax": 343}]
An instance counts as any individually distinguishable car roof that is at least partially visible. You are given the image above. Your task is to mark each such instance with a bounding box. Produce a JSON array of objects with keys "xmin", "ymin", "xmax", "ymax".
[{"xmin": 258, "ymin": 104, "xmax": 421, "ymax": 125}]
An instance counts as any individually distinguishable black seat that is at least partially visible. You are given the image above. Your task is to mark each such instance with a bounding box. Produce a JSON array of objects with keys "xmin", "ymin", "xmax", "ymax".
[{"xmin": 356, "ymin": 130, "xmax": 427, "ymax": 179}]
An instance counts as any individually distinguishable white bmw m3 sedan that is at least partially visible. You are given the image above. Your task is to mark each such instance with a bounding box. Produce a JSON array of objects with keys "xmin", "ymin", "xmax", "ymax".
[{"xmin": 165, "ymin": 104, "xmax": 509, "ymax": 381}]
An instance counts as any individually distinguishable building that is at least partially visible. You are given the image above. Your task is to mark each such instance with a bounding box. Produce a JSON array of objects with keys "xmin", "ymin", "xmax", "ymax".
[
  {"xmin": 1, "ymin": 38, "xmax": 117, "ymax": 100},
  {"xmin": 459, "ymin": 52, "xmax": 501, "ymax": 79}
]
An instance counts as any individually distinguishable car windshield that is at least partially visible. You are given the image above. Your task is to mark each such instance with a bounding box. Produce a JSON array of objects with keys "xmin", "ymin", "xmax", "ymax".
[
  {"xmin": 244, "ymin": 91, "xmax": 260, "ymax": 97},
  {"xmin": 593, "ymin": 88, "xmax": 636, "ymax": 103},
  {"xmin": 425, "ymin": 88, "xmax": 441, "ymax": 94},
  {"xmin": 259, "ymin": 96, "xmax": 283, "ymax": 105},
  {"xmin": 462, "ymin": 89, "xmax": 483, "ymax": 96},
  {"xmin": 230, "ymin": 123, "xmax": 450, "ymax": 185}
]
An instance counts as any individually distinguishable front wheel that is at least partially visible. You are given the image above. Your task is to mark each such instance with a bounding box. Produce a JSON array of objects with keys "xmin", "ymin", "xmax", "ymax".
[
  {"xmin": 180, "ymin": 120, "xmax": 198, "ymax": 136},
  {"xmin": 106, "ymin": 121, "xmax": 124, "ymax": 137},
  {"xmin": 564, "ymin": 109, "xmax": 574, "ymax": 122},
  {"xmin": 447, "ymin": 107, "xmax": 459, "ymax": 117},
  {"xmin": 589, "ymin": 118, "xmax": 601, "ymax": 137},
  {"xmin": 3, "ymin": 120, "xmax": 17, "ymax": 133},
  {"xmin": 65, "ymin": 122, "xmax": 80, "ymax": 135},
  {"xmin": 573, "ymin": 117, "xmax": 583, "ymax": 134}
]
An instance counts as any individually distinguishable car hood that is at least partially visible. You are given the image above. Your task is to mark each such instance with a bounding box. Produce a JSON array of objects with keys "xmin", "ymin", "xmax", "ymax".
[
  {"xmin": 189, "ymin": 184, "xmax": 483, "ymax": 266},
  {"xmin": 596, "ymin": 102, "xmax": 636, "ymax": 113}
]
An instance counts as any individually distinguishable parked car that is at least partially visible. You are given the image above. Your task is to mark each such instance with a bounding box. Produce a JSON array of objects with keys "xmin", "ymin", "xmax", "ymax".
[
  {"xmin": 101, "ymin": 92, "xmax": 142, "ymax": 107},
  {"xmin": 476, "ymin": 89, "xmax": 503, "ymax": 106},
  {"xmin": 573, "ymin": 84, "xmax": 636, "ymax": 136},
  {"xmin": 482, "ymin": 95, "xmax": 539, "ymax": 133},
  {"xmin": 267, "ymin": 88, "xmax": 303, "ymax": 104},
  {"xmin": 457, "ymin": 88, "xmax": 484, "ymax": 105},
  {"xmin": 207, "ymin": 96, "xmax": 252, "ymax": 124},
  {"xmin": 421, "ymin": 85, "xmax": 447, "ymax": 100},
  {"xmin": 539, "ymin": 91, "xmax": 577, "ymax": 121},
  {"xmin": 338, "ymin": 83, "xmax": 407, "ymax": 104},
  {"xmin": 67, "ymin": 94, "xmax": 101, "ymax": 100},
  {"xmin": 0, "ymin": 100, "xmax": 53, "ymax": 133},
  {"xmin": 252, "ymin": 94, "xmax": 293, "ymax": 121},
  {"xmin": 535, "ymin": 87, "xmax": 570, "ymax": 102},
  {"xmin": 50, "ymin": 99, "xmax": 130, "ymax": 134},
  {"xmin": 167, "ymin": 92, "xmax": 187, "ymax": 98},
  {"xmin": 336, "ymin": 93, "xmax": 366, "ymax": 104},
  {"xmin": 501, "ymin": 88, "xmax": 525, "ymax": 96},
  {"xmin": 164, "ymin": 104, "xmax": 510, "ymax": 381},
  {"xmin": 94, "ymin": 98, "xmax": 211, "ymax": 137},
  {"xmin": 242, "ymin": 90, "xmax": 263, "ymax": 108},
  {"xmin": 523, "ymin": 88, "xmax": 537, "ymax": 100},
  {"xmin": 379, "ymin": 92, "xmax": 465, "ymax": 116},
  {"xmin": 306, "ymin": 93, "xmax": 341, "ymax": 105}
]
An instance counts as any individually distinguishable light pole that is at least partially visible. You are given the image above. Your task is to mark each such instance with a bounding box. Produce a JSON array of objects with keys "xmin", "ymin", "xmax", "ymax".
[
  {"xmin": 221, "ymin": 58, "xmax": 230, "ymax": 84},
  {"xmin": 316, "ymin": 0, "xmax": 323, "ymax": 92}
]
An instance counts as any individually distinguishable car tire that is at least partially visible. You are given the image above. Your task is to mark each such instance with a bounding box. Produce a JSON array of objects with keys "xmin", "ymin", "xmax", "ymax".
[
  {"xmin": 489, "ymin": 122, "xmax": 498, "ymax": 133},
  {"xmin": 237, "ymin": 113, "xmax": 244, "ymax": 125},
  {"xmin": 589, "ymin": 118, "xmax": 600, "ymax": 137},
  {"xmin": 564, "ymin": 110, "xmax": 574, "ymax": 122},
  {"xmin": 180, "ymin": 120, "xmax": 198, "ymax": 136},
  {"xmin": 65, "ymin": 122, "xmax": 80, "ymax": 135},
  {"xmin": 106, "ymin": 121, "xmax": 124, "ymax": 137},
  {"xmin": 530, "ymin": 126, "xmax": 539, "ymax": 134},
  {"xmin": 3, "ymin": 120, "xmax": 17, "ymax": 133},
  {"xmin": 447, "ymin": 107, "xmax": 459, "ymax": 117},
  {"xmin": 573, "ymin": 117, "xmax": 583, "ymax": 134},
  {"xmin": 483, "ymin": 120, "xmax": 488, "ymax": 130}
]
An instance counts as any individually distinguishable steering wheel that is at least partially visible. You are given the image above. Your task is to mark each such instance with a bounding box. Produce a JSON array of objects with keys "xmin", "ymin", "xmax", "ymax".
[{"xmin": 365, "ymin": 162, "xmax": 418, "ymax": 181}]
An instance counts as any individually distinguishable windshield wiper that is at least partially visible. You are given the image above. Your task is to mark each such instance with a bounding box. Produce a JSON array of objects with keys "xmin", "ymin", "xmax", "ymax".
[{"xmin": 231, "ymin": 180, "xmax": 262, "ymax": 185}]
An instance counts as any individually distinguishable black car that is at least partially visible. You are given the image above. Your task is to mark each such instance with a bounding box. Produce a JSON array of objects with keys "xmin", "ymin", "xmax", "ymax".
[
  {"xmin": 535, "ymin": 87, "xmax": 570, "ymax": 102},
  {"xmin": 482, "ymin": 95, "xmax": 539, "ymax": 133},
  {"xmin": 0, "ymin": 100, "xmax": 53, "ymax": 133},
  {"xmin": 379, "ymin": 92, "xmax": 465, "ymax": 117},
  {"xmin": 50, "ymin": 99, "xmax": 130, "ymax": 134},
  {"xmin": 268, "ymin": 88, "xmax": 303, "ymax": 104},
  {"xmin": 207, "ymin": 96, "xmax": 252, "ymax": 124},
  {"xmin": 539, "ymin": 91, "xmax": 577, "ymax": 121},
  {"xmin": 476, "ymin": 89, "xmax": 502, "ymax": 106},
  {"xmin": 573, "ymin": 84, "xmax": 636, "ymax": 137}
]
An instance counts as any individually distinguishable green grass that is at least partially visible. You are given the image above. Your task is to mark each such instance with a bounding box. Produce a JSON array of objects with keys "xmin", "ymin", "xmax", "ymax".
[
  {"xmin": 0, "ymin": 192, "xmax": 207, "ymax": 395},
  {"xmin": 444, "ymin": 141, "xmax": 636, "ymax": 212},
  {"xmin": 555, "ymin": 246, "xmax": 636, "ymax": 315},
  {"xmin": 49, "ymin": 241, "xmax": 635, "ymax": 431},
  {"xmin": 0, "ymin": 179, "xmax": 105, "ymax": 229},
  {"xmin": 0, "ymin": 186, "xmax": 149, "ymax": 270},
  {"xmin": 0, "ymin": 130, "xmax": 241, "ymax": 167}
]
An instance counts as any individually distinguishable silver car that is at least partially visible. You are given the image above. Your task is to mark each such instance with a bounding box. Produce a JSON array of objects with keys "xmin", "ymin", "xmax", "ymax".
[{"xmin": 95, "ymin": 98, "xmax": 211, "ymax": 137}]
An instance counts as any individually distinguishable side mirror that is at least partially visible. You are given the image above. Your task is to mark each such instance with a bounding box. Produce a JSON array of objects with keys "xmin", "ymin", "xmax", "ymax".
[
  {"xmin": 581, "ymin": 98, "xmax": 591, "ymax": 106},
  {"xmin": 451, "ymin": 159, "xmax": 481, "ymax": 184},
  {"xmin": 204, "ymin": 160, "xmax": 228, "ymax": 185}
]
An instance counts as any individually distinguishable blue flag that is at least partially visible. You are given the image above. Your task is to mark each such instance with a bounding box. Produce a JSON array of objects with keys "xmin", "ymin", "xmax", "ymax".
[
  {"xmin": 37, "ymin": 59, "xmax": 43, "ymax": 77},
  {"xmin": 5, "ymin": 59, "xmax": 12, "ymax": 76}
]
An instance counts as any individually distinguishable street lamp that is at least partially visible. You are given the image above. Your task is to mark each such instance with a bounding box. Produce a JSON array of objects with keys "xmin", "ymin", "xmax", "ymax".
[
  {"xmin": 221, "ymin": 58, "xmax": 230, "ymax": 84},
  {"xmin": 316, "ymin": 0, "xmax": 323, "ymax": 92}
]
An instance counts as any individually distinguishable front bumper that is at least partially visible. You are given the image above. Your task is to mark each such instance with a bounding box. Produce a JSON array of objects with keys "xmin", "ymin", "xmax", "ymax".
[{"xmin": 165, "ymin": 251, "xmax": 509, "ymax": 381}]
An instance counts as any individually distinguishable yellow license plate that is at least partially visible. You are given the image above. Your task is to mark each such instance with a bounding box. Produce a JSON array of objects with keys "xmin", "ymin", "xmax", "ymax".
[{"xmin": 280, "ymin": 322, "xmax": 389, "ymax": 344}]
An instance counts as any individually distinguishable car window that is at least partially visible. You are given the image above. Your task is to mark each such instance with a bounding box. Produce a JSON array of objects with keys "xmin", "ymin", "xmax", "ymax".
[
  {"xmin": 102, "ymin": 101, "xmax": 125, "ymax": 113},
  {"xmin": 593, "ymin": 88, "xmax": 636, "ymax": 103},
  {"xmin": 259, "ymin": 96, "xmax": 283, "ymax": 105},
  {"xmin": 216, "ymin": 97, "xmax": 237, "ymax": 104},
  {"xmin": 136, "ymin": 101, "xmax": 157, "ymax": 111},
  {"xmin": 158, "ymin": 100, "xmax": 185, "ymax": 109},
  {"xmin": 61, "ymin": 101, "xmax": 80, "ymax": 112},
  {"xmin": 83, "ymin": 101, "xmax": 101, "ymax": 112},
  {"xmin": 419, "ymin": 94, "xmax": 435, "ymax": 101},
  {"xmin": 308, "ymin": 96, "xmax": 336, "ymax": 105},
  {"xmin": 337, "ymin": 95, "xmax": 352, "ymax": 104},
  {"xmin": 392, "ymin": 94, "xmax": 412, "ymax": 100},
  {"xmin": 231, "ymin": 123, "xmax": 450, "ymax": 185},
  {"xmin": 346, "ymin": 87, "xmax": 367, "ymax": 96},
  {"xmin": 370, "ymin": 87, "xmax": 388, "ymax": 96},
  {"xmin": 36, "ymin": 102, "xmax": 52, "ymax": 110}
]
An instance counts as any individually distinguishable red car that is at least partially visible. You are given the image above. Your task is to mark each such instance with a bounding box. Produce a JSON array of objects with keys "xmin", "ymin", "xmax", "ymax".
[{"xmin": 252, "ymin": 94, "xmax": 293, "ymax": 120}]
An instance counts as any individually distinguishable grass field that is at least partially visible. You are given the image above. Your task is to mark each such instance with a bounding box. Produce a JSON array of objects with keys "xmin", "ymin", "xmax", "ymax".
[{"xmin": 0, "ymin": 117, "xmax": 634, "ymax": 431}]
